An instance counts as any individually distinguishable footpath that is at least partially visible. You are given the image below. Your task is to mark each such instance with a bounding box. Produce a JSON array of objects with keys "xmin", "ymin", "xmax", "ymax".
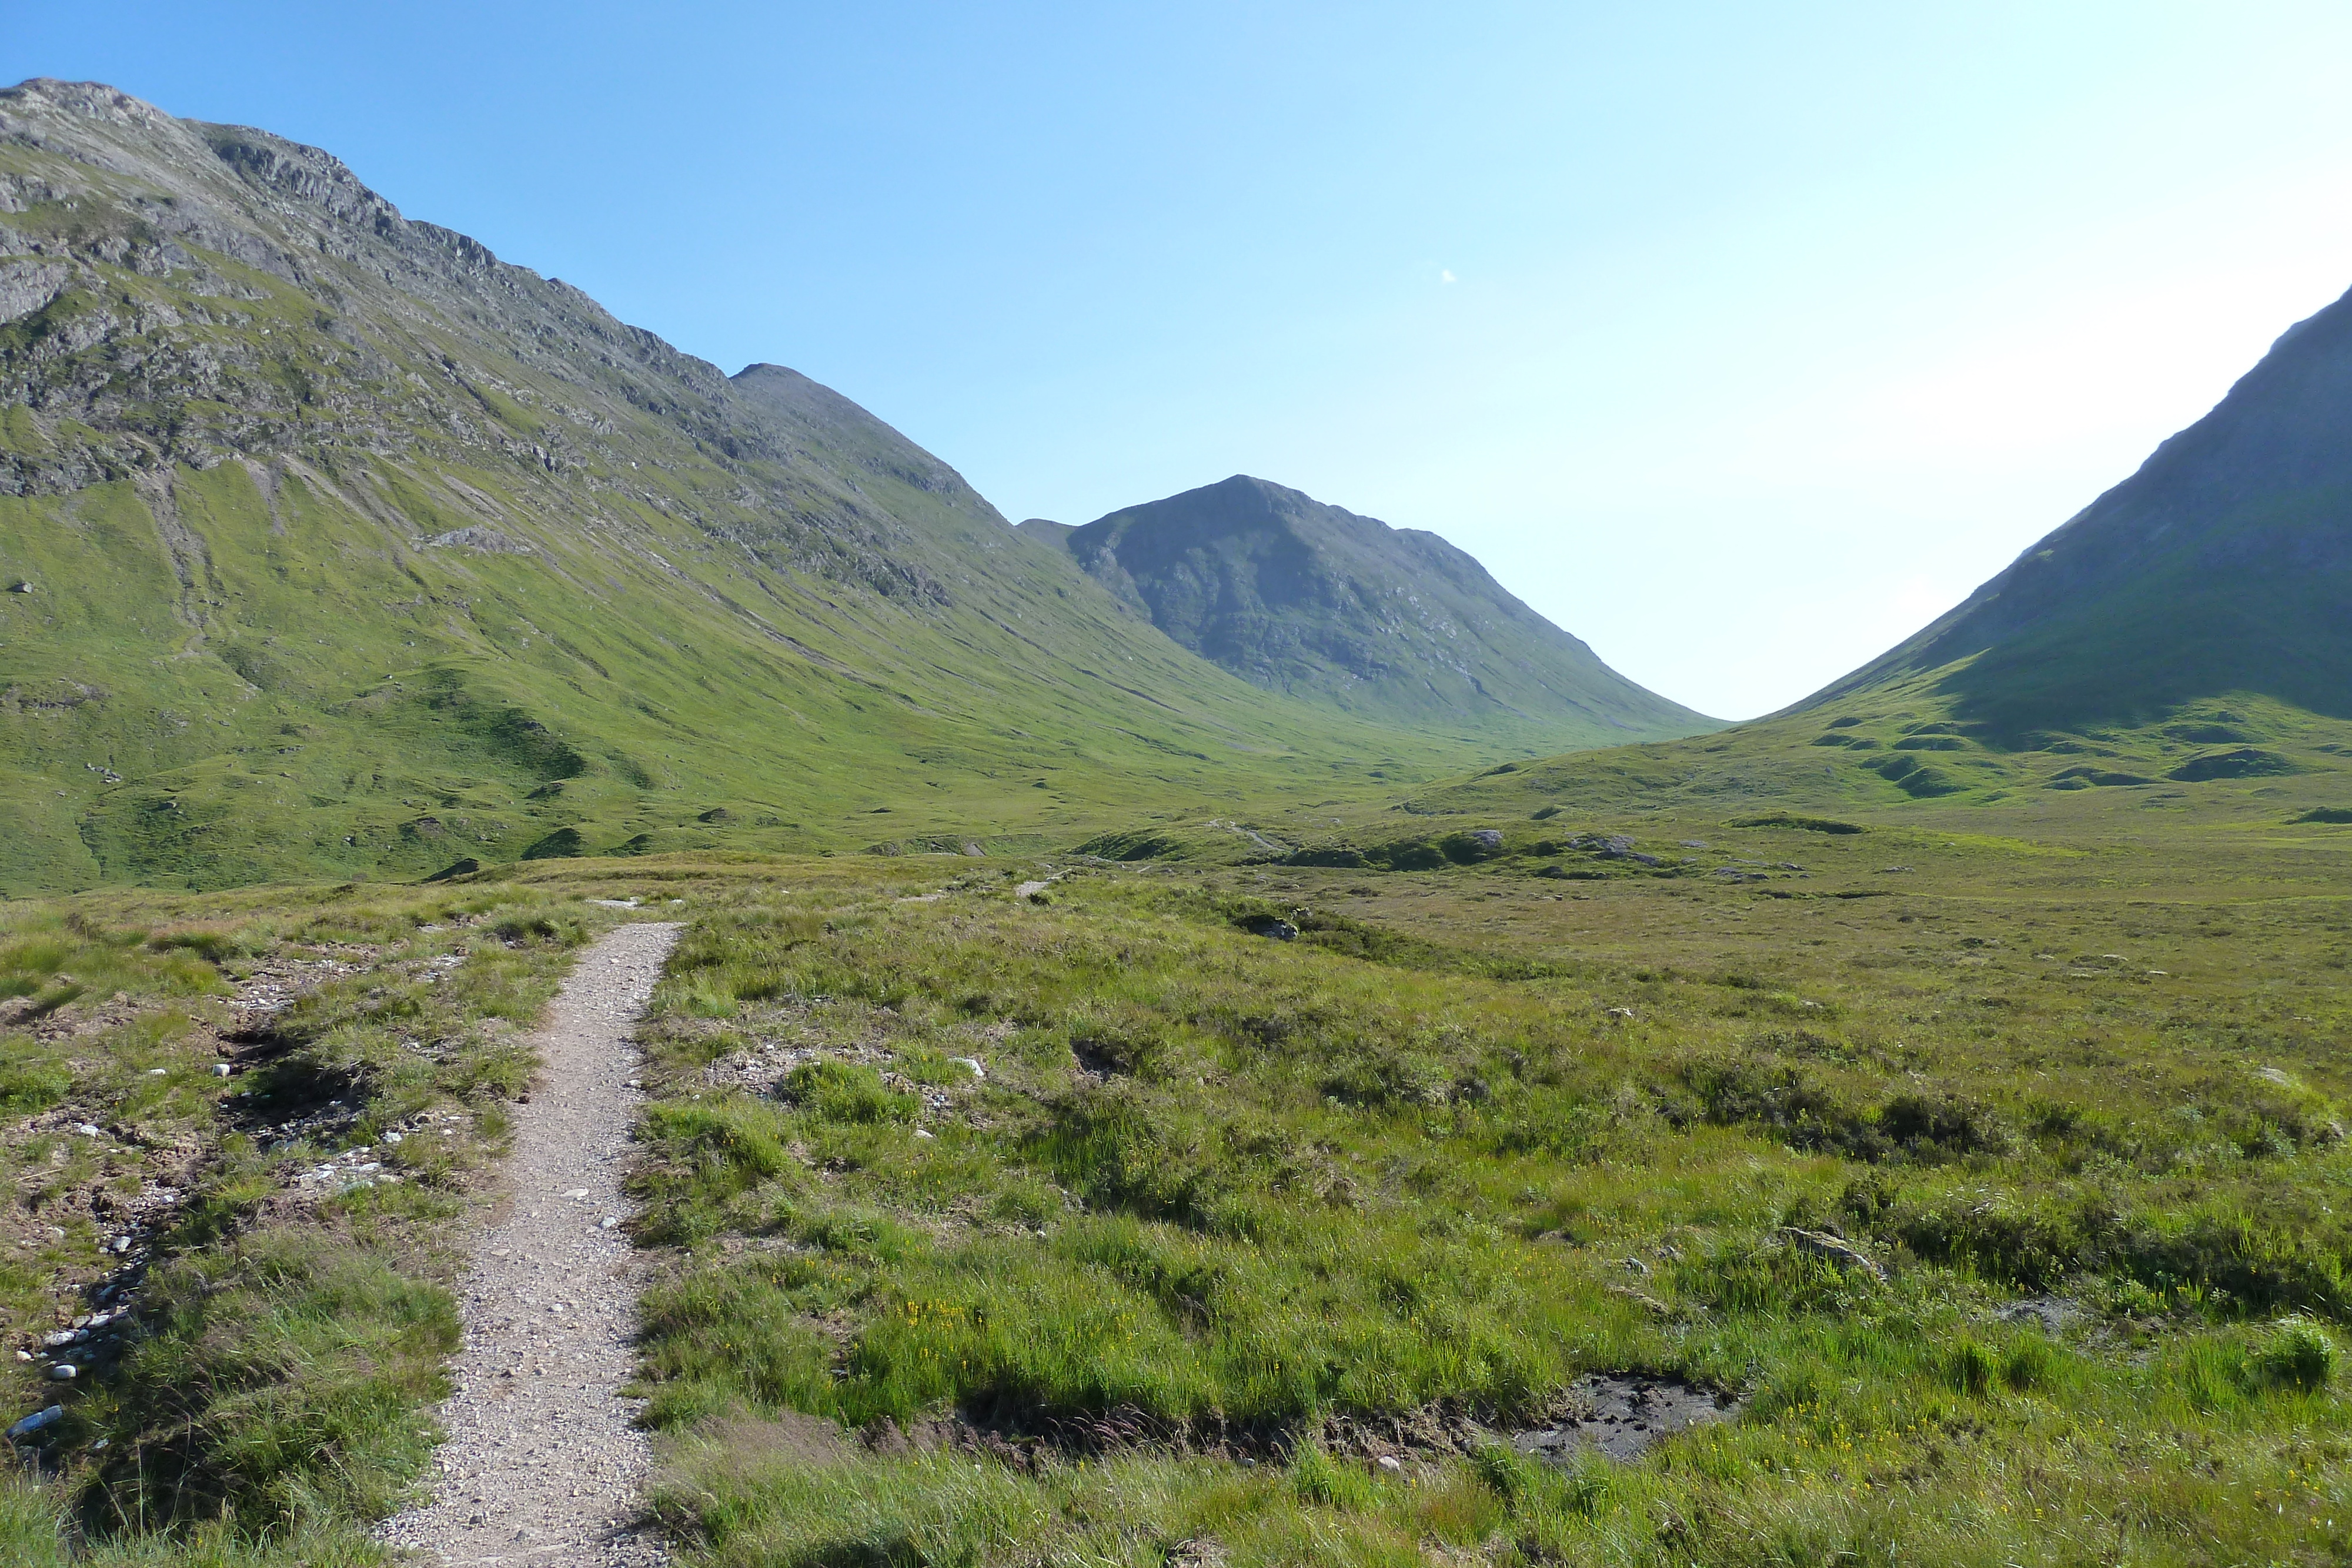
[{"xmin": 379, "ymin": 921, "xmax": 680, "ymax": 1566}]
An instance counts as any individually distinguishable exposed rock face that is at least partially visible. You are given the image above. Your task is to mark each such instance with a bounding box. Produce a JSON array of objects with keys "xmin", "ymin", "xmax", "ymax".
[
  {"xmin": 1045, "ymin": 475, "xmax": 1716, "ymax": 747},
  {"xmin": 1798, "ymin": 283, "xmax": 2352, "ymax": 730},
  {"xmin": 0, "ymin": 78, "xmax": 975, "ymax": 603},
  {"xmin": 0, "ymin": 259, "xmax": 70, "ymax": 323}
]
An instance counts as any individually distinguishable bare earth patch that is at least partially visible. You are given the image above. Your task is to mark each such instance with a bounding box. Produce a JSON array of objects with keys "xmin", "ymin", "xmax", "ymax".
[{"xmin": 1508, "ymin": 1374, "xmax": 1739, "ymax": 1463}]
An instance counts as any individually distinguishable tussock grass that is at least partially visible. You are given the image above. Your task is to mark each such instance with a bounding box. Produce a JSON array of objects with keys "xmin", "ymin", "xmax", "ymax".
[{"xmin": 620, "ymin": 837, "xmax": 2352, "ymax": 1566}]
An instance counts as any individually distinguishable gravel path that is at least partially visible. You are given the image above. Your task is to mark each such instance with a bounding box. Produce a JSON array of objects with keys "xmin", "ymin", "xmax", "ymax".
[{"xmin": 381, "ymin": 921, "xmax": 681, "ymax": 1566}]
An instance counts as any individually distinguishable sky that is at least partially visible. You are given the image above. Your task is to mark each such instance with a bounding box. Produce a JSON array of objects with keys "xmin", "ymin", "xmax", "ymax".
[{"xmin": 11, "ymin": 2, "xmax": 2352, "ymax": 719}]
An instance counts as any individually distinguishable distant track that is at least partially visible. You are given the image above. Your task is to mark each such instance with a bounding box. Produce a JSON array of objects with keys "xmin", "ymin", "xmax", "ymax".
[{"xmin": 380, "ymin": 922, "xmax": 680, "ymax": 1566}]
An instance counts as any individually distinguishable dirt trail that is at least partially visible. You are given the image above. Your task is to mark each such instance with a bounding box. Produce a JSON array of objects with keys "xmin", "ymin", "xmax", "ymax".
[{"xmin": 380, "ymin": 921, "xmax": 680, "ymax": 1566}]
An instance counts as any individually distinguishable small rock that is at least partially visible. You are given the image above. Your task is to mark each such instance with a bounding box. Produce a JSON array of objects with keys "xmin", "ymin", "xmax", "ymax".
[
  {"xmin": 599, "ymin": 1216, "xmax": 619, "ymax": 1229},
  {"xmin": 1995, "ymin": 1295, "xmax": 2077, "ymax": 1332},
  {"xmin": 950, "ymin": 1057, "xmax": 986, "ymax": 1079},
  {"xmin": 1376, "ymin": 1454, "xmax": 1403, "ymax": 1472},
  {"xmin": 913, "ymin": 1128, "xmax": 934, "ymax": 1139},
  {"xmin": 6, "ymin": 1405, "xmax": 64, "ymax": 1440},
  {"xmin": 47, "ymin": 1364, "xmax": 75, "ymax": 1381},
  {"xmin": 1605, "ymin": 1284, "xmax": 1676, "ymax": 1316},
  {"xmin": 1778, "ymin": 1227, "xmax": 1887, "ymax": 1282},
  {"xmin": 562, "ymin": 1188, "xmax": 590, "ymax": 1201}
]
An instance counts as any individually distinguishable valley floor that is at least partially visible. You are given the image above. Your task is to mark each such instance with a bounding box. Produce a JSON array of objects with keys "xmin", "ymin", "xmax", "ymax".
[{"xmin": 2, "ymin": 803, "xmax": 2350, "ymax": 1565}]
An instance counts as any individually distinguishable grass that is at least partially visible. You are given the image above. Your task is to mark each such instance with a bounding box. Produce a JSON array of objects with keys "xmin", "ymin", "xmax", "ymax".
[
  {"xmin": 0, "ymin": 769, "xmax": 2347, "ymax": 1562},
  {"xmin": 602, "ymin": 800, "xmax": 2352, "ymax": 1567}
]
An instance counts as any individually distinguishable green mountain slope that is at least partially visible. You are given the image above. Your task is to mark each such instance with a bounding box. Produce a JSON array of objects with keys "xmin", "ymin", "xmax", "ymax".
[
  {"xmin": 1024, "ymin": 475, "xmax": 1718, "ymax": 747},
  {"xmin": 1796, "ymin": 283, "xmax": 2352, "ymax": 734},
  {"xmin": 0, "ymin": 80, "xmax": 1498, "ymax": 893}
]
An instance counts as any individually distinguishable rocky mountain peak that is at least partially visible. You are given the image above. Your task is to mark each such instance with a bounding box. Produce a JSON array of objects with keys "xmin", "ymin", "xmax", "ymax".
[{"xmin": 1055, "ymin": 476, "xmax": 1716, "ymax": 745}]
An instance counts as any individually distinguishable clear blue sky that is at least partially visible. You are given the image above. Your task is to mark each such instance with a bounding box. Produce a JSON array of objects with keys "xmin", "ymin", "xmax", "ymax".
[{"xmin": 14, "ymin": 2, "xmax": 2352, "ymax": 718}]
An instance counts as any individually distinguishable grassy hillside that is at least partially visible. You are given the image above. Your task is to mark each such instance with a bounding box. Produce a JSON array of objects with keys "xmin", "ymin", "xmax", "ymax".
[
  {"xmin": 1032, "ymin": 475, "xmax": 1718, "ymax": 750},
  {"xmin": 1050, "ymin": 671, "xmax": 2351, "ymax": 886},
  {"xmin": 0, "ymin": 81, "xmax": 1501, "ymax": 896},
  {"xmin": 1393, "ymin": 682, "xmax": 2348, "ymax": 824},
  {"xmin": 1797, "ymin": 282, "xmax": 2352, "ymax": 735}
]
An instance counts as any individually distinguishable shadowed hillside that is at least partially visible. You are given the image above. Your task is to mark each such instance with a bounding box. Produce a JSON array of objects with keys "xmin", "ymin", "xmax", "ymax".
[
  {"xmin": 1798, "ymin": 283, "xmax": 2352, "ymax": 734},
  {"xmin": 1027, "ymin": 475, "xmax": 1718, "ymax": 749}
]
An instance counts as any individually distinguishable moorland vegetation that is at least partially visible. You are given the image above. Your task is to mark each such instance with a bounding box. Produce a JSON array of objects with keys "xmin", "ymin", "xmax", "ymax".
[{"xmin": 1, "ymin": 786, "xmax": 2348, "ymax": 1563}]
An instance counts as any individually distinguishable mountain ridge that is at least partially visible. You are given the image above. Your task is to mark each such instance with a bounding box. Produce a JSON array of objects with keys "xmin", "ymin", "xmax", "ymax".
[{"xmin": 1307, "ymin": 280, "xmax": 2352, "ymax": 837}]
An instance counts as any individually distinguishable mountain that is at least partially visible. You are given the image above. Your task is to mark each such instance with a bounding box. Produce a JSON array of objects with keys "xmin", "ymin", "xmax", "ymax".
[
  {"xmin": 0, "ymin": 80, "xmax": 1508, "ymax": 892},
  {"xmin": 1120, "ymin": 283, "xmax": 2352, "ymax": 851},
  {"xmin": 1796, "ymin": 285, "xmax": 2352, "ymax": 734},
  {"xmin": 1024, "ymin": 474, "xmax": 1718, "ymax": 748},
  {"xmin": 1325, "ymin": 286, "xmax": 2352, "ymax": 833}
]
